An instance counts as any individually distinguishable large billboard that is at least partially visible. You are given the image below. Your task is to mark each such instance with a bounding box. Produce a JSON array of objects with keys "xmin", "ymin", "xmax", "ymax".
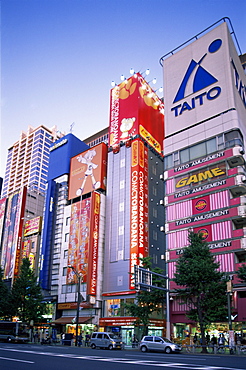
[
  {"xmin": 0, "ymin": 187, "xmax": 27, "ymax": 279},
  {"xmin": 109, "ymin": 73, "xmax": 164, "ymax": 154},
  {"xmin": 67, "ymin": 197, "xmax": 91, "ymax": 284},
  {"xmin": 67, "ymin": 192, "xmax": 101, "ymax": 297},
  {"xmin": 68, "ymin": 143, "xmax": 107, "ymax": 200},
  {"xmin": 129, "ymin": 139, "xmax": 149, "ymax": 289},
  {"xmin": 163, "ymin": 22, "xmax": 246, "ymax": 137}
]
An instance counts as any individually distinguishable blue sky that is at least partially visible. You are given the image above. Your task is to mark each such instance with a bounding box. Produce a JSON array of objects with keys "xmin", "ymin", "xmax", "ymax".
[{"xmin": 1, "ymin": 0, "xmax": 246, "ymax": 177}]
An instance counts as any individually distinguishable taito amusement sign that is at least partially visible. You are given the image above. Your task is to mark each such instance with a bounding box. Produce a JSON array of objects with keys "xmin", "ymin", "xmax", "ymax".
[{"xmin": 109, "ymin": 73, "xmax": 164, "ymax": 155}]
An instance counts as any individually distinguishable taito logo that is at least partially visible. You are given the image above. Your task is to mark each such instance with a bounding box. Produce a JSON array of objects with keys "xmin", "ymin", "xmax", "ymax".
[
  {"xmin": 198, "ymin": 228, "xmax": 209, "ymax": 240},
  {"xmin": 195, "ymin": 199, "xmax": 207, "ymax": 211}
]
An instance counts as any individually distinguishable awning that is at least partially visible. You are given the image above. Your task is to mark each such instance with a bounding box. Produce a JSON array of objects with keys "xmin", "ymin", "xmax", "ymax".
[{"xmin": 52, "ymin": 316, "xmax": 92, "ymax": 324}]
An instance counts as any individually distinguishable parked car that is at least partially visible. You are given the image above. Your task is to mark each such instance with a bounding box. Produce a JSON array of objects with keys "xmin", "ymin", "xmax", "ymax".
[
  {"xmin": 139, "ymin": 336, "xmax": 182, "ymax": 354},
  {"xmin": 90, "ymin": 332, "xmax": 122, "ymax": 350}
]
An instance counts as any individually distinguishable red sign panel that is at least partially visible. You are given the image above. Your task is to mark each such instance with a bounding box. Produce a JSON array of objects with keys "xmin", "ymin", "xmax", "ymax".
[
  {"xmin": 109, "ymin": 73, "xmax": 164, "ymax": 154},
  {"xmin": 87, "ymin": 192, "xmax": 100, "ymax": 296},
  {"xmin": 129, "ymin": 139, "xmax": 148, "ymax": 289}
]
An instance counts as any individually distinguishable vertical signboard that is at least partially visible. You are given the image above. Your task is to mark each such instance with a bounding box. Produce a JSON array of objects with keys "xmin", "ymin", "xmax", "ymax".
[
  {"xmin": 109, "ymin": 73, "xmax": 164, "ymax": 154},
  {"xmin": 87, "ymin": 192, "xmax": 100, "ymax": 296},
  {"xmin": 129, "ymin": 139, "xmax": 149, "ymax": 289},
  {"xmin": 1, "ymin": 187, "xmax": 27, "ymax": 279},
  {"xmin": 67, "ymin": 197, "xmax": 91, "ymax": 284},
  {"xmin": 0, "ymin": 198, "xmax": 7, "ymax": 249}
]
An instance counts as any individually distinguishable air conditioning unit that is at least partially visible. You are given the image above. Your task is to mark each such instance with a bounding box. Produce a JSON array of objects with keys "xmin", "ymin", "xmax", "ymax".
[
  {"xmin": 160, "ymin": 226, "xmax": 165, "ymax": 232},
  {"xmin": 238, "ymin": 206, "xmax": 246, "ymax": 217},
  {"xmin": 160, "ymin": 174, "xmax": 164, "ymax": 180},
  {"xmin": 159, "ymin": 199, "xmax": 164, "ymax": 205},
  {"xmin": 241, "ymin": 238, "xmax": 246, "ymax": 249}
]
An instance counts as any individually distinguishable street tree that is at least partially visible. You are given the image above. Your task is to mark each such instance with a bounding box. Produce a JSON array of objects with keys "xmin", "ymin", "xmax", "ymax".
[
  {"xmin": 124, "ymin": 256, "xmax": 166, "ymax": 337},
  {"xmin": 237, "ymin": 264, "xmax": 246, "ymax": 283},
  {"xmin": 10, "ymin": 258, "xmax": 46, "ymax": 324},
  {"xmin": 173, "ymin": 231, "xmax": 227, "ymax": 353},
  {"xmin": 0, "ymin": 266, "xmax": 11, "ymax": 319}
]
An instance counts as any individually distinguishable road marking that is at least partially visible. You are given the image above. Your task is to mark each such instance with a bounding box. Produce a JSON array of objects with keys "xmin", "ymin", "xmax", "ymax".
[
  {"xmin": 0, "ymin": 348, "xmax": 244, "ymax": 369},
  {"xmin": 0, "ymin": 356, "xmax": 34, "ymax": 364}
]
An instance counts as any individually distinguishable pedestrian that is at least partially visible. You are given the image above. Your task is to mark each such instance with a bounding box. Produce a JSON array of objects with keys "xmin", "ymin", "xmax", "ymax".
[
  {"xmin": 77, "ymin": 334, "xmax": 82, "ymax": 347},
  {"xmin": 85, "ymin": 332, "xmax": 90, "ymax": 347},
  {"xmin": 206, "ymin": 332, "xmax": 210, "ymax": 345},
  {"xmin": 218, "ymin": 333, "xmax": 225, "ymax": 352},
  {"xmin": 211, "ymin": 335, "xmax": 217, "ymax": 352},
  {"xmin": 193, "ymin": 333, "xmax": 198, "ymax": 345}
]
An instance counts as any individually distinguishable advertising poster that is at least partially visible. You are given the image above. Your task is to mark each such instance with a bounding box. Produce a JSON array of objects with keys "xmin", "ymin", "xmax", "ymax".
[
  {"xmin": 68, "ymin": 143, "xmax": 107, "ymax": 200},
  {"xmin": 67, "ymin": 198, "xmax": 91, "ymax": 284},
  {"xmin": 1, "ymin": 188, "xmax": 26, "ymax": 279},
  {"xmin": 24, "ymin": 216, "xmax": 42, "ymax": 237}
]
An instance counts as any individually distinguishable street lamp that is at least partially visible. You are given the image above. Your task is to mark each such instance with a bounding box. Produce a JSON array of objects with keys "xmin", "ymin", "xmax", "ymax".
[{"xmin": 68, "ymin": 265, "xmax": 82, "ymax": 346}]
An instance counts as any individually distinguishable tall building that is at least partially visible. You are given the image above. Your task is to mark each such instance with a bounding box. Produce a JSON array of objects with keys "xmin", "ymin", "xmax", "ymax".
[
  {"xmin": 100, "ymin": 73, "xmax": 165, "ymax": 343},
  {"xmin": 0, "ymin": 125, "xmax": 65, "ymax": 286},
  {"xmin": 2, "ymin": 125, "xmax": 64, "ymax": 198},
  {"xmin": 161, "ymin": 19, "xmax": 246, "ymax": 339}
]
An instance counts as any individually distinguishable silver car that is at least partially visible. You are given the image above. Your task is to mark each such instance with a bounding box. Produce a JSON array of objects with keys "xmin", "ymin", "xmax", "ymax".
[{"xmin": 139, "ymin": 336, "xmax": 182, "ymax": 354}]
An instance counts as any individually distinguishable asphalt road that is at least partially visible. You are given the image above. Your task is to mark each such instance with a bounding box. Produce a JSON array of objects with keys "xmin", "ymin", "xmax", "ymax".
[{"xmin": 0, "ymin": 342, "xmax": 245, "ymax": 370}]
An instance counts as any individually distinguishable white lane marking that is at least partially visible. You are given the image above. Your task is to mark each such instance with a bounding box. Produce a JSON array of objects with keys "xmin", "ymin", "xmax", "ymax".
[
  {"xmin": 0, "ymin": 356, "xmax": 34, "ymax": 364},
  {"xmin": 0, "ymin": 348, "xmax": 244, "ymax": 369}
]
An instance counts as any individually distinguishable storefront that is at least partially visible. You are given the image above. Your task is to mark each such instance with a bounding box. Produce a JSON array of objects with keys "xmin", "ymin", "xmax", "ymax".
[{"xmin": 99, "ymin": 317, "xmax": 165, "ymax": 345}]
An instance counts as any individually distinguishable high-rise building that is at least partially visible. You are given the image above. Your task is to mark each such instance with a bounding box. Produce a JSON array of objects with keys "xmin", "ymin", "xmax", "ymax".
[
  {"xmin": 2, "ymin": 125, "xmax": 64, "ymax": 198},
  {"xmin": 0, "ymin": 125, "xmax": 65, "ymax": 286},
  {"xmin": 161, "ymin": 19, "xmax": 246, "ymax": 339},
  {"xmin": 100, "ymin": 73, "xmax": 165, "ymax": 342}
]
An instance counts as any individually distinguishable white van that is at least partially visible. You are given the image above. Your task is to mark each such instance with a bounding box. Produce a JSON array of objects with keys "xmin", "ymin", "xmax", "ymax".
[{"xmin": 90, "ymin": 332, "xmax": 122, "ymax": 350}]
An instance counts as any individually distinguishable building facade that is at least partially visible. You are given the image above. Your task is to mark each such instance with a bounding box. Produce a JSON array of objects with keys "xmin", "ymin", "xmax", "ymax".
[{"xmin": 161, "ymin": 19, "xmax": 246, "ymax": 339}]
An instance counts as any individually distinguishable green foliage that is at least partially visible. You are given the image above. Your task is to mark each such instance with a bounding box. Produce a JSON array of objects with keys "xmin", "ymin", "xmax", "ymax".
[
  {"xmin": 237, "ymin": 264, "xmax": 246, "ymax": 283},
  {"xmin": 10, "ymin": 258, "xmax": 46, "ymax": 324},
  {"xmin": 0, "ymin": 266, "xmax": 11, "ymax": 320},
  {"xmin": 173, "ymin": 231, "xmax": 227, "ymax": 350},
  {"xmin": 124, "ymin": 256, "xmax": 166, "ymax": 335}
]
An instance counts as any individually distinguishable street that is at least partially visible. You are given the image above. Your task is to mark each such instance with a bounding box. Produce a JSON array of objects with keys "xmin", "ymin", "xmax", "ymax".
[{"xmin": 0, "ymin": 343, "xmax": 245, "ymax": 370}]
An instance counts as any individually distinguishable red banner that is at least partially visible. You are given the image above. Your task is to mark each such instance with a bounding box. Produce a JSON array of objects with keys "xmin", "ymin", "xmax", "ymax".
[
  {"xmin": 87, "ymin": 192, "xmax": 100, "ymax": 296},
  {"xmin": 129, "ymin": 139, "xmax": 148, "ymax": 289}
]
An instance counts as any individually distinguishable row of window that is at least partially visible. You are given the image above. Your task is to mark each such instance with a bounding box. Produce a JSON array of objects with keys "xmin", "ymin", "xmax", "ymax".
[{"xmin": 164, "ymin": 130, "xmax": 243, "ymax": 170}]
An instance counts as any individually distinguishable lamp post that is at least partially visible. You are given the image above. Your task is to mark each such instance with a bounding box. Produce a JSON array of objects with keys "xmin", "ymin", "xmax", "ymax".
[{"xmin": 68, "ymin": 265, "xmax": 82, "ymax": 347}]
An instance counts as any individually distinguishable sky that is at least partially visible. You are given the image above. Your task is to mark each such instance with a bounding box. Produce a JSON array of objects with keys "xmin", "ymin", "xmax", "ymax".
[{"xmin": 1, "ymin": 0, "xmax": 246, "ymax": 178}]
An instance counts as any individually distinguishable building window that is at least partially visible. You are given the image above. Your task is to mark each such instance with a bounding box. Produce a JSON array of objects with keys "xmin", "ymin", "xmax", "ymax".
[
  {"xmin": 119, "ymin": 226, "xmax": 124, "ymax": 235},
  {"xmin": 66, "ymin": 217, "xmax": 70, "ymax": 226},
  {"xmin": 63, "ymin": 267, "xmax": 67, "ymax": 276},
  {"xmin": 65, "ymin": 233, "xmax": 69, "ymax": 242},
  {"xmin": 120, "ymin": 159, "xmax": 125, "ymax": 168},
  {"xmin": 119, "ymin": 202, "xmax": 124, "ymax": 212},
  {"xmin": 64, "ymin": 250, "xmax": 68, "ymax": 259}
]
